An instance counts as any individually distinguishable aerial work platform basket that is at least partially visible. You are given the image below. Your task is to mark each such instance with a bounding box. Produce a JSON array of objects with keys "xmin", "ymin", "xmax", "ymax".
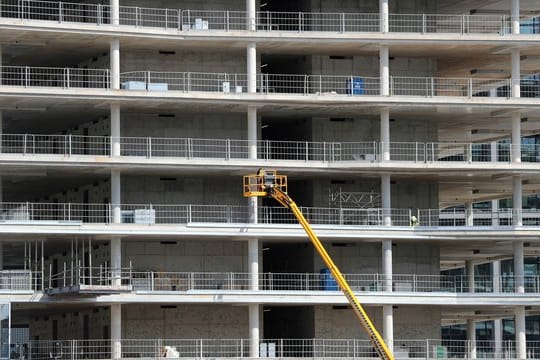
[{"xmin": 243, "ymin": 169, "xmax": 288, "ymax": 197}]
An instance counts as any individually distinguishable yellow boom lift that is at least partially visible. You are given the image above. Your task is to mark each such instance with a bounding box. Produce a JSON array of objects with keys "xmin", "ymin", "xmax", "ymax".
[{"xmin": 243, "ymin": 169, "xmax": 394, "ymax": 360}]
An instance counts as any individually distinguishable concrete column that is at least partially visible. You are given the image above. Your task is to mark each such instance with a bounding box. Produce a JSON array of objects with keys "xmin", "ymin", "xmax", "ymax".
[
  {"xmin": 247, "ymin": 43, "xmax": 257, "ymax": 93},
  {"xmin": 511, "ymin": 0, "xmax": 520, "ymax": 35},
  {"xmin": 111, "ymin": 237, "xmax": 122, "ymax": 287},
  {"xmin": 490, "ymin": 141, "xmax": 498, "ymax": 162},
  {"xmin": 494, "ymin": 319, "xmax": 503, "ymax": 356},
  {"xmin": 249, "ymin": 303, "xmax": 260, "ymax": 357},
  {"xmin": 380, "ymin": 108, "xmax": 390, "ymax": 161},
  {"xmin": 110, "ymin": 103, "xmax": 121, "ymax": 157},
  {"xmin": 380, "ymin": 47, "xmax": 390, "ymax": 96},
  {"xmin": 513, "ymin": 240, "xmax": 525, "ymax": 294},
  {"xmin": 465, "ymin": 202, "xmax": 474, "ymax": 226},
  {"xmin": 246, "ymin": 0, "xmax": 256, "ymax": 31},
  {"xmin": 511, "ymin": 49, "xmax": 520, "ymax": 98},
  {"xmin": 248, "ymin": 238, "xmax": 259, "ymax": 291},
  {"xmin": 382, "ymin": 240, "xmax": 392, "ymax": 292},
  {"xmin": 111, "ymin": 303, "xmax": 121, "ymax": 359},
  {"xmin": 493, "ymin": 260, "xmax": 501, "ymax": 293},
  {"xmin": 512, "ymin": 113, "xmax": 521, "ymax": 163},
  {"xmin": 110, "ymin": 39, "xmax": 120, "ymax": 90},
  {"xmin": 467, "ymin": 319, "xmax": 477, "ymax": 359},
  {"xmin": 515, "ymin": 306, "xmax": 526, "ymax": 359},
  {"xmin": 381, "ymin": 174, "xmax": 391, "ymax": 226},
  {"xmin": 513, "ymin": 176, "xmax": 522, "ymax": 226},
  {"xmin": 379, "ymin": 0, "xmax": 389, "ymax": 33},
  {"xmin": 247, "ymin": 106, "xmax": 258, "ymax": 224},
  {"xmin": 110, "ymin": 0, "xmax": 120, "ymax": 26},
  {"xmin": 466, "ymin": 260, "xmax": 475, "ymax": 293},
  {"xmin": 0, "ymin": 111, "xmax": 3, "ymax": 202},
  {"xmin": 111, "ymin": 170, "xmax": 121, "ymax": 224},
  {"xmin": 382, "ymin": 305, "xmax": 394, "ymax": 353},
  {"xmin": 492, "ymin": 199, "xmax": 500, "ymax": 226}
]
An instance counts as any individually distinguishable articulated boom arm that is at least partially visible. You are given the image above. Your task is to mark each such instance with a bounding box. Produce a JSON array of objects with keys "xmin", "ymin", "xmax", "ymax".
[{"xmin": 243, "ymin": 170, "xmax": 394, "ymax": 360}]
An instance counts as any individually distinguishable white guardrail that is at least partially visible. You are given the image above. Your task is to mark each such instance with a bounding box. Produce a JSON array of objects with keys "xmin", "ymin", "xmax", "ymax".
[
  {"xmin": 127, "ymin": 272, "xmax": 540, "ymax": 294},
  {"xmin": 0, "ymin": 202, "xmax": 538, "ymax": 227},
  {"xmin": 16, "ymin": 338, "xmax": 540, "ymax": 360},
  {"xmin": 3, "ymin": 66, "xmax": 540, "ymax": 98},
  {"xmin": 3, "ymin": 0, "xmax": 539, "ymax": 35},
  {"xmin": 2, "ymin": 134, "xmax": 540, "ymax": 164}
]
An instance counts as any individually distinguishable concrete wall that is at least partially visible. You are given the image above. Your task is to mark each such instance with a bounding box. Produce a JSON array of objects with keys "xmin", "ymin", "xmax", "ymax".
[
  {"xmin": 30, "ymin": 307, "xmax": 109, "ymax": 340},
  {"xmin": 313, "ymin": 242, "xmax": 439, "ymax": 276},
  {"xmin": 314, "ymin": 305, "xmax": 440, "ymax": 340},
  {"xmin": 122, "ymin": 175, "xmax": 242, "ymax": 205},
  {"xmin": 38, "ymin": 180, "xmax": 109, "ymax": 204},
  {"xmin": 310, "ymin": 0, "xmax": 436, "ymax": 13},
  {"xmin": 311, "ymin": 56, "xmax": 437, "ymax": 78},
  {"xmin": 121, "ymin": 0, "xmax": 245, "ymax": 11},
  {"xmin": 121, "ymin": 112, "xmax": 246, "ymax": 139},
  {"xmin": 311, "ymin": 117, "xmax": 438, "ymax": 142},
  {"xmin": 311, "ymin": 178, "xmax": 439, "ymax": 210},
  {"xmin": 123, "ymin": 304, "xmax": 249, "ymax": 339},
  {"xmin": 125, "ymin": 240, "xmax": 247, "ymax": 272}
]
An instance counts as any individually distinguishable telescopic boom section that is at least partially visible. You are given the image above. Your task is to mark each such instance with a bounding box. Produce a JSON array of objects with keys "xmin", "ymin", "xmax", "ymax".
[{"xmin": 243, "ymin": 170, "xmax": 394, "ymax": 360}]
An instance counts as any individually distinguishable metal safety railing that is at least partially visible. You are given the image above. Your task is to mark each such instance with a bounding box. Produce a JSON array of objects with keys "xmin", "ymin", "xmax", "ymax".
[
  {"xmin": 19, "ymin": 338, "xmax": 540, "ymax": 359},
  {"xmin": 0, "ymin": 269, "xmax": 38, "ymax": 291},
  {"xmin": 0, "ymin": 134, "xmax": 528, "ymax": 163},
  {"xmin": 45, "ymin": 264, "xmax": 132, "ymax": 289},
  {"xmin": 2, "ymin": 65, "xmax": 540, "ymax": 99},
  {"xmin": 0, "ymin": 202, "xmax": 539, "ymax": 227},
  {"xmin": 0, "ymin": 66, "xmax": 110, "ymax": 89},
  {"xmin": 130, "ymin": 271, "xmax": 540, "ymax": 294},
  {"xmin": 2, "ymin": 0, "xmax": 537, "ymax": 36}
]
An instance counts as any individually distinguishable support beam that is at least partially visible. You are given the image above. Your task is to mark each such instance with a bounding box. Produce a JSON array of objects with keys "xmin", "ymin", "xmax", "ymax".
[
  {"xmin": 492, "ymin": 199, "xmax": 500, "ymax": 227},
  {"xmin": 247, "ymin": 43, "xmax": 257, "ymax": 93},
  {"xmin": 110, "ymin": 39, "xmax": 120, "ymax": 90},
  {"xmin": 381, "ymin": 175, "xmax": 391, "ymax": 226},
  {"xmin": 110, "ymin": 0, "xmax": 119, "ymax": 26},
  {"xmin": 111, "ymin": 171, "xmax": 121, "ymax": 224},
  {"xmin": 513, "ymin": 176, "xmax": 522, "ymax": 226},
  {"xmin": 513, "ymin": 240, "xmax": 525, "ymax": 294},
  {"xmin": 466, "ymin": 260, "xmax": 475, "ymax": 293},
  {"xmin": 465, "ymin": 202, "xmax": 473, "ymax": 227},
  {"xmin": 248, "ymin": 238, "xmax": 259, "ymax": 291},
  {"xmin": 247, "ymin": 106, "xmax": 258, "ymax": 223},
  {"xmin": 511, "ymin": 49, "xmax": 520, "ymax": 98},
  {"xmin": 467, "ymin": 319, "xmax": 477, "ymax": 359},
  {"xmin": 512, "ymin": 113, "xmax": 521, "ymax": 163},
  {"xmin": 515, "ymin": 306, "xmax": 526, "ymax": 359},
  {"xmin": 380, "ymin": 47, "xmax": 390, "ymax": 96},
  {"xmin": 490, "ymin": 141, "xmax": 498, "ymax": 162},
  {"xmin": 249, "ymin": 304, "xmax": 260, "ymax": 358},
  {"xmin": 111, "ymin": 304, "xmax": 121, "ymax": 359},
  {"xmin": 246, "ymin": 0, "xmax": 256, "ymax": 31},
  {"xmin": 511, "ymin": 0, "xmax": 520, "ymax": 35},
  {"xmin": 0, "ymin": 243, "xmax": 4, "ymax": 271},
  {"xmin": 492, "ymin": 261, "xmax": 501, "ymax": 293},
  {"xmin": 494, "ymin": 319, "xmax": 503, "ymax": 357},
  {"xmin": 382, "ymin": 240, "xmax": 392, "ymax": 292},
  {"xmin": 380, "ymin": 0, "xmax": 389, "ymax": 33},
  {"xmin": 111, "ymin": 237, "xmax": 121, "ymax": 287},
  {"xmin": 380, "ymin": 108, "xmax": 390, "ymax": 161},
  {"xmin": 111, "ymin": 103, "xmax": 121, "ymax": 157},
  {"xmin": 246, "ymin": 41, "xmax": 258, "ymax": 222},
  {"xmin": 382, "ymin": 305, "xmax": 393, "ymax": 353}
]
